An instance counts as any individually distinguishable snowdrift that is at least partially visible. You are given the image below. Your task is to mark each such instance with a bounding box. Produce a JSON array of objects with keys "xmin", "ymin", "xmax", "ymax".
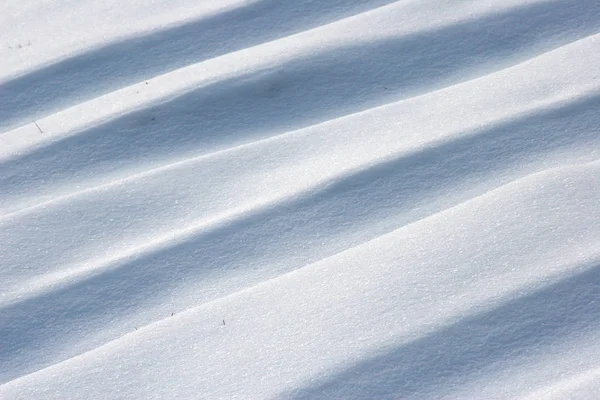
[{"xmin": 1, "ymin": 0, "xmax": 600, "ymax": 398}]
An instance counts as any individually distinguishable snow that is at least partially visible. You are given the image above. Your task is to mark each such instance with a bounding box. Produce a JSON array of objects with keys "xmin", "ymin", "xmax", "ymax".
[{"xmin": 1, "ymin": 0, "xmax": 600, "ymax": 398}]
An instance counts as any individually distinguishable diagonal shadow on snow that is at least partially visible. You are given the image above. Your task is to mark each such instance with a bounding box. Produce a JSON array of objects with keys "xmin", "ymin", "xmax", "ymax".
[
  {"xmin": 285, "ymin": 262, "xmax": 600, "ymax": 399},
  {"xmin": 1, "ymin": 93, "xmax": 599, "ymax": 384},
  {"xmin": 0, "ymin": 0, "xmax": 398, "ymax": 131},
  {"xmin": 3, "ymin": 0, "xmax": 600, "ymax": 209}
]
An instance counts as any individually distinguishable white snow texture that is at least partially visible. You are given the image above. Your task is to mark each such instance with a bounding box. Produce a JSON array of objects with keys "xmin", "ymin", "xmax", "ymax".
[{"xmin": 1, "ymin": 0, "xmax": 600, "ymax": 398}]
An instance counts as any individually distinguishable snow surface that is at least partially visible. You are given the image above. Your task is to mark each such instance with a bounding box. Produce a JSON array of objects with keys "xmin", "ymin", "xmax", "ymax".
[{"xmin": 1, "ymin": 0, "xmax": 600, "ymax": 398}]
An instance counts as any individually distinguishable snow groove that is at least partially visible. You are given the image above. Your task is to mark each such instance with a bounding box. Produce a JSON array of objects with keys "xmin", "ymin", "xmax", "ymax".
[{"xmin": 1, "ymin": 0, "xmax": 600, "ymax": 398}]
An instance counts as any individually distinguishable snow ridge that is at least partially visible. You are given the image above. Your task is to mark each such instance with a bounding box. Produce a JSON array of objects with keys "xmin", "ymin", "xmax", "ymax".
[{"xmin": 1, "ymin": 0, "xmax": 600, "ymax": 398}]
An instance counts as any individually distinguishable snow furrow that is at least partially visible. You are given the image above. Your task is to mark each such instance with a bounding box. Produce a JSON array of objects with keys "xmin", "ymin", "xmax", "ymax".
[
  {"xmin": 1, "ymin": 0, "xmax": 410, "ymax": 131},
  {"xmin": 2, "ymin": 0, "xmax": 600, "ymax": 397},
  {"xmin": 3, "ymin": 0, "xmax": 600, "ymax": 151},
  {"xmin": 3, "ymin": 28, "xmax": 600, "ymax": 214},
  {"xmin": 3, "ymin": 88, "xmax": 600, "ymax": 302},
  {"xmin": 2, "ymin": 106, "xmax": 599, "ymax": 381},
  {"xmin": 3, "ymin": 159, "xmax": 600, "ymax": 397}
]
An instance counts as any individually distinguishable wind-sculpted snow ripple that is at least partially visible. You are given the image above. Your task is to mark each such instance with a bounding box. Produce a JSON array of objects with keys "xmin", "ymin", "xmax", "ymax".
[
  {"xmin": 1, "ymin": 0, "xmax": 600, "ymax": 397},
  {"xmin": 4, "ymin": 0, "xmax": 600, "ymax": 211}
]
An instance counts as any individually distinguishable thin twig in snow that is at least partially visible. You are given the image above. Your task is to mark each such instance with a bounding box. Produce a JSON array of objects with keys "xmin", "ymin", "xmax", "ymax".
[{"xmin": 34, "ymin": 121, "xmax": 43, "ymax": 133}]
